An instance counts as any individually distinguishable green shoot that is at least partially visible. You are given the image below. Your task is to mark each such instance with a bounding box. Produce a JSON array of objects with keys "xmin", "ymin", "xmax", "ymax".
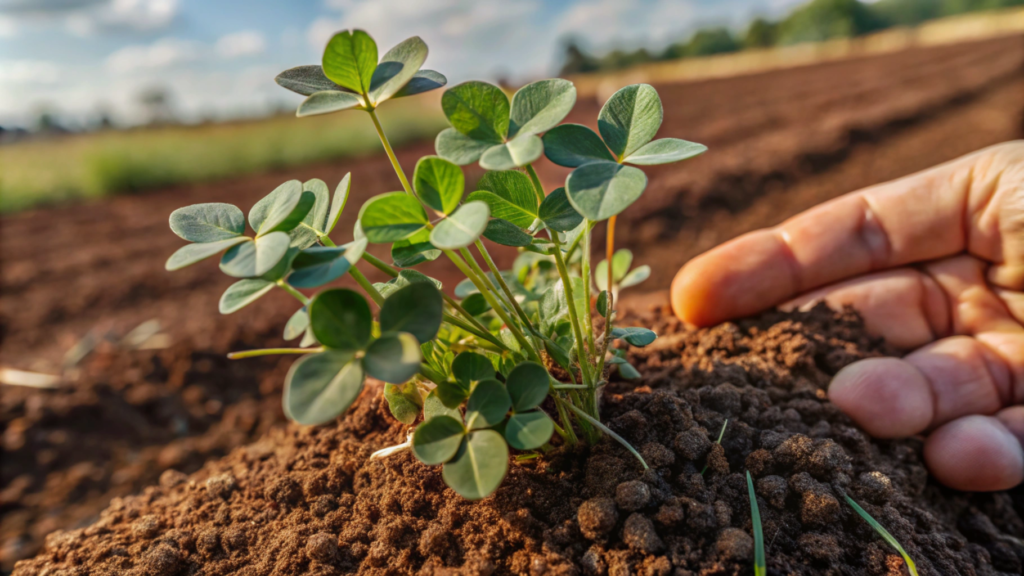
[
  {"xmin": 746, "ymin": 471, "xmax": 766, "ymax": 576},
  {"xmin": 844, "ymin": 495, "xmax": 920, "ymax": 576},
  {"xmin": 701, "ymin": 418, "xmax": 729, "ymax": 475}
]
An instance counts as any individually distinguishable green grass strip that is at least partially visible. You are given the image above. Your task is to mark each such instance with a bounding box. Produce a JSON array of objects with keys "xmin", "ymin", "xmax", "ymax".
[
  {"xmin": 746, "ymin": 471, "xmax": 766, "ymax": 576},
  {"xmin": 844, "ymin": 494, "xmax": 920, "ymax": 576}
]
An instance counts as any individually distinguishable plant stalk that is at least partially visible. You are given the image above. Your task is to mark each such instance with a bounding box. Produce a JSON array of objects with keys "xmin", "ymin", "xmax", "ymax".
[
  {"xmin": 367, "ymin": 108, "xmax": 414, "ymax": 196},
  {"xmin": 228, "ymin": 347, "xmax": 323, "ymax": 359},
  {"xmin": 348, "ymin": 266, "xmax": 385, "ymax": 307},
  {"xmin": 548, "ymin": 232, "xmax": 593, "ymax": 388},
  {"xmin": 525, "ymin": 164, "xmax": 547, "ymax": 204},
  {"xmin": 597, "ymin": 215, "xmax": 617, "ymax": 377},
  {"xmin": 275, "ymin": 280, "xmax": 310, "ymax": 306},
  {"xmin": 474, "ymin": 240, "xmax": 537, "ymax": 337}
]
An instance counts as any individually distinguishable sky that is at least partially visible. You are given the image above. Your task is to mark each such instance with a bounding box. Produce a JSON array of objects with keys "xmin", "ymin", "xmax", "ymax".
[{"xmin": 0, "ymin": 0, "xmax": 805, "ymax": 128}]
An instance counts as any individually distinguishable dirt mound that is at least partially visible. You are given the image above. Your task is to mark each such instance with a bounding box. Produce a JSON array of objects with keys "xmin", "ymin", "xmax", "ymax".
[{"xmin": 13, "ymin": 306, "xmax": 1024, "ymax": 575}]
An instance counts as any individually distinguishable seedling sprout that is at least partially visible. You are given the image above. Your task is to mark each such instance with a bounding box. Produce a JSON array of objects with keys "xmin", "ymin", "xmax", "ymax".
[
  {"xmin": 746, "ymin": 471, "xmax": 766, "ymax": 576},
  {"xmin": 845, "ymin": 494, "xmax": 920, "ymax": 576}
]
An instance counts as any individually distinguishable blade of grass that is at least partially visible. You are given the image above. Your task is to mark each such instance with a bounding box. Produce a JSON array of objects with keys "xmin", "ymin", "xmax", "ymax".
[
  {"xmin": 700, "ymin": 418, "xmax": 729, "ymax": 475},
  {"xmin": 746, "ymin": 471, "xmax": 766, "ymax": 576},
  {"xmin": 563, "ymin": 400, "xmax": 648, "ymax": 470},
  {"xmin": 844, "ymin": 494, "xmax": 920, "ymax": 576}
]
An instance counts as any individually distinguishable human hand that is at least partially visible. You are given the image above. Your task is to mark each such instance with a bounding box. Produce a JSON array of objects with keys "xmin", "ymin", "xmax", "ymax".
[{"xmin": 671, "ymin": 141, "xmax": 1024, "ymax": 491}]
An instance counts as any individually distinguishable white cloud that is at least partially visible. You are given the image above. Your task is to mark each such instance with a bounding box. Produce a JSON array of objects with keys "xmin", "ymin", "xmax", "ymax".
[
  {"xmin": 105, "ymin": 37, "xmax": 201, "ymax": 74},
  {"xmin": 215, "ymin": 30, "xmax": 266, "ymax": 59},
  {"xmin": 0, "ymin": 14, "xmax": 16, "ymax": 36},
  {"xmin": 65, "ymin": 0, "xmax": 178, "ymax": 36},
  {"xmin": 0, "ymin": 60, "xmax": 60, "ymax": 84}
]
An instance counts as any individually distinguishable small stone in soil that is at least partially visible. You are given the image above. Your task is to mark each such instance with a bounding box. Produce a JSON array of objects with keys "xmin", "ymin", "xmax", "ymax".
[
  {"xmin": 131, "ymin": 515, "xmax": 161, "ymax": 539},
  {"xmin": 716, "ymin": 527, "xmax": 753, "ymax": 562},
  {"xmin": 756, "ymin": 475, "xmax": 789, "ymax": 509},
  {"xmin": 622, "ymin": 513, "xmax": 663, "ymax": 553},
  {"xmin": 159, "ymin": 469, "xmax": 187, "ymax": 489},
  {"xmin": 857, "ymin": 471, "xmax": 894, "ymax": 503},
  {"xmin": 306, "ymin": 533, "xmax": 339, "ymax": 564},
  {"xmin": 653, "ymin": 498, "xmax": 685, "ymax": 526},
  {"xmin": 800, "ymin": 489, "xmax": 841, "ymax": 526},
  {"xmin": 139, "ymin": 543, "xmax": 182, "ymax": 576},
  {"xmin": 673, "ymin": 428, "xmax": 711, "ymax": 460},
  {"xmin": 615, "ymin": 480, "xmax": 651, "ymax": 511},
  {"xmin": 578, "ymin": 498, "xmax": 618, "ymax": 540},
  {"xmin": 204, "ymin": 473, "xmax": 236, "ymax": 500}
]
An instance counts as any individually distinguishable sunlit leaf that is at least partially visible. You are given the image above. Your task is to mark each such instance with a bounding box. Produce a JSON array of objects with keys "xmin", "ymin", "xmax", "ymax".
[
  {"xmin": 465, "ymin": 379, "xmax": 511, "ymax": 430},
  {"xmin": 322, "ymin": 29, "xmax": 378, "ymax": 94},
  {"xmin": 482, "ymin": 218, "xmax": 532, "ymax": 247},
  {"xmin": 624, "ymin": 138, "xmax": 706, "ymax": 165},
  {"xmin": 430, "ymin": 201, "xmax": 489, "ymax": 249},
  {"xmin": 435, "ymin": 127, "xmax": 493, "ymax": 165},
  {"xmin": 219, "ymin": 233, "xmax": 291, "ymax": 278},
  {"xmin": 506, "ymin": 361, "xmax": 549, "ymax": 412},
  {"xmin": 170, "ymin": 203, "xmax": 245, "ymax": 242},
  {"xmin": 359, "ymin": 192, "xmax": 429, "ymax": 243},
  {"xmin": 504, "ymin": 410, "xmax": 554, "ymax": 450},
  {"xmin": 611, "ymin": 326, "xmax": 657, "ymax": 346},
  {"xmin": 284, "ymin": 350, "xmax": 363, "ymax": 425},
  {"xmin": 289, "ymin": 179, "xmax": 331, "ymax": 249},
  {"xmin": 542, "ymin": 124, "xmax": 615, "ymax": 167},
  {"xmin": 364, "ymin": 332, "xmax": 422, "ymax": 383},
  {"xmin": 309, "ymin": 288, "xmax": 372, "ymax": 351},
  {"xmin": 249, "ymin": 180, "xmax": 313, "ymax": 235},
  {"xmin": 413, "ymin": 156, "xmax": 464, "ymax": 215},
  {"xmin": 297, "ymin": 90, "xmax": 364, "ymax": 117},
  {"xmin": 479, "ymin": 134, "xmax": 543, "ymax": 170},
  {"xmin": 598, "ymin": 83, "xmax": 663, "ymax": 159},
  {"xmin": 284, "ymin": 307, "xmax": 309, "ymax": 341},
  {"xmin": 379, "ymin": 281, "xmax": 443, "ymax": 343},
  {"xmin": 165, "ymin": 236, "xmax": 248, "ymax": 271},
  {"xmin": 620, "ymin": 265, "xmax": 650, "ymax": 288},
  {"xmin": 564, "ymin": 160, "xmax": 647, "ymax": 221},
  {"xmin": 369, "ymin": 36, "xmax": 428, "ymax": 105},
  {"xmin": 325, "ymin": 173, "xmax": 351, "ymax": 235},
  {"xmin": 538, "ymin": 187, "xmax": 583, "ymax": 232},
  {"xmin": 219, "ymin": 279, "xmax": 275, "ymax": 314},
  {"xmin": 441, "ymin": 81, "xmax": 509, "ymax": 143},
  {"xmin": 413, "ymin": 414, "xmax": 466, "ymax": 464},
  {"xmin": 442, "ymin": 430, "xmax": 508, "ymax": 500},
  {"xmin": 508, "ymin": 78, "xmax": 577, "ymax": 138},
  {"xmin": 466, "ymin": 170, "xmax": 537, "ymax": 229},
  {"xmin": 384, "ymin": 380, "xmax": 422, "ymax": 425},
  {"xmin": 452, "ymin": 352, "xmax": 496, "ymax": 385}
]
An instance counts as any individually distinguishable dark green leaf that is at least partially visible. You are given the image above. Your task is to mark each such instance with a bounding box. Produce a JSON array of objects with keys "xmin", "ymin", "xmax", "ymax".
[
  {"xmin": 288, "ymin": 238, "xmax": 367, "ymax": 288},
  {"xmin": 441, "ymin": 81, "xmax": 509, "ymax": 142},
  {"xmin": 165, "ymin": 236, "xmax": 248, "ymax": 271},
  {"xmin": 284, "ymin": 350, "xmax": 363, "ymax": 425},
  {"xmin": 436, "ymin": 379, "xmax": 470, "ymax": 408},
  {"xmin": 467, "ymin": 170, "xmax": 538, "ymax": 228},
  {"xmin": 393, "ymin": 69, "xmax": 446, "ymax": 98},
  {"xmin": 359, "ymin": 192, "xmax": 429, "ymax": 243},
  {"xmin": 391, "ymin": 228, "xmax": 440, "ymax": 267},
  {"xmin": 596, "ymin": 290, "xmax": 609, "ymax": 316},
  {"xmin": 452, "ymin": 352, "xmax": 495, "ymax": 385},
  {"xmin": 413, "ymin": 156, "xmax": 464, "ymax": 215},
  {"xmin": 478, "ymin": 134, "xmax": 543, "ymax": 170},
  {"xmin": 482, "ymin": 218, "xmax": 532, "ymax": 247},
  {"xmin": 376, "ymin": 269, "xmax": 443, "ymax": 299},
  {"xmin": 625, "ymin": 138, "xmax": 706, "ymax": 165},
  {"xmin": 465, "ymin": 379, "xmax": 511, "ymax": 430},
  {"xmin": 321, "ymin": 29, "xmax": 377, "ymax": 94},
  {"xmin": 380, "ymin": 281, "xmax": 443, "ymax": 343},
  {"xmin": 219, "ymin": 233, "xmax": 291, "ymax": 278},
  {"xmin": 506, "ymin": 361, "xmax": 549, "ymax": 412},
  {"xmin": 429, "ymin": 201, "xmax": 489, "ymax": 250},
  {"xmin": 275, "ymin": 65, "xmax": 349, "ymax": 96},
  {"xmin": 540, "ymin": 276, "xmax": 587, "ymax": 328},
  {"xmin": 442, "ymin": 430, "xmax": 508, "ymax": 500},
  {"xmin": 384, "ymin": 381, "xmax": 422, "ymax": 425},
  {"xmin": 369, "ymin": 36, "xmax": 427, "ymax": 105},
  {"xmin": 542, "ymin": 338, "xmax": 572, "ymax": 371},
  {"xmin": 542, "ymin": 124, "xmax": 615, "ymax": 167},
  {"xmin": 363, "ymin": 332, "xmax": 422, "ymax": 383},
  {"xmin": 538, "ymin": 187, "xmax": 584, "ymax": 232},
  {"xmin": 325, "ymin": 173, "xmax": 351, "ymax": 235},
  {"xmin": 297, "ymin": 90, "xmax": 364, "ymax": 117},
  {"xmin": 460, "ymin": 293, "xmax": 490, "ymax": 316},
  {"xmin": 435, "ymin": 127, "xmax": 493, "ymax": 166},
  {"xmin": 564, "ymin": 160, "xmax": 647, "ymax": 221},
  {"xmin": 309, "ymin": 288, "xmax": 372, "ymax": 351},
  {"xmin": 424, "ymin": 389, "xmax": 462, "ymax": 421},
  {"xmin": 284, "ymin": 307, "xmax": 309, "ymax": 341},
  {"xmin": 611, "ymin": 326, "xmax": 657, "ymax": 346},
  {"xmin": 219, "ymin": 279, "xmax": 274, "ymax": 314},
  {"xmin": 412, "ymin": 415, "xmax": 465, "ymax": 464},
  {"xmin": 504, "ymin": 410, "xmax": 554, "ymax": 450},
  {"xmin": 169, "ymin": 203, "xmax": 245, "ymax": 242},
  {"xmin": 509, "ymin": 78, "xmax": 576, "ymax": 138},
  {"xmin": 618, "ymin": 362, "xmax": 641, "ymax": 379},
  {"xmin": 598, "ymin": 83, "xmax": 663, "ymax": 159}
]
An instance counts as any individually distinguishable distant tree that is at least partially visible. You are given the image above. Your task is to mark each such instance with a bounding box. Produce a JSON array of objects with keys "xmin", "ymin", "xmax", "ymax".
[
  {"xmin": 744, "ymin": 18, "xmax": 779, "ymax": 48},
  {"xmin": 683, "ymin": 28, "xmax": 740, "ymax": 56},
  {"xmin": 777, "ymin": 0, "xmax": 887, "ymax": 45},
  {"xmin": 558, "ymin": 40, "xmax": 601, "ymax": 75},
  {"xmin": 137, "ymin": 86, "xmax": 175, "ymax": 125},
  {"xmin": 599, "ymin": 48, "xmax": 654, "ymax": 71}
]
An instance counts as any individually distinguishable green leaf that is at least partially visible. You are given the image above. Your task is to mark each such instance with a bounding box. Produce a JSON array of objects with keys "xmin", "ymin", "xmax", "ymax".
[
  {"xmin": 368, "ymin": 36, "xmax": 428, "ymax": 105},
  {"xmin": 479, "ymin": 134, "xmax": 543, "ymax": 170},
  {"xmin": 436, "ymin": 379, "xmax": 471, "ymax": 408},
  {"xmin": 359, "ymin": 192, "xmax": 429, "ymax": 243},
  {"xmin": 435, "ymin": 127, "xmax": 493, "ymax": 166},
  {"xmin": 465, "ymin": 379, "xmax": 511, "ymax": 430},
  {"xmin": 284, "ymin": 307, "xmax": 309, "ymax": 341},
  {"xmin": 506, "ymin": 361, "xmax": 549, "ymax": 412},
  {"xmin": 288, "ymin": 238, "xmax": 367, "ymax": 288},
  {"xmin": 747, "ymin": 471, "xmax": 767, "ymax": 576},
  {"xmin": 309, "ymin": 288, "xmax": 372, "ymax": 351},
  {"xmin": 429, "ymin": 201, "xmax": 489, "ymax": 250},
  {"xmin": 542, "ymin": 124, "xmax": 615, "ymax": 167},
  {"xmin": 452, "ymin": 352, "xmax": 496, "ymax": 384},
  {"xmin": 325, "ymin": 173, "xmax": 351, "ymax": 235},
  {"xmin": 596, "ymin": 290, "xmax": 609, "ymax": 316},
  {"xmin": 625, "ymin": 138, "xmax": 706, "ymax": 165},
  {"xmin": 289, "ymin": 179, "xmax": 331, "ymax": 249},
  {"xmin": 460, "ymin": 293, "xmax": 490, "ymax": 316},
  {"xmin": 384, "ymin": 381, "xmax": 422, "ymax": 425},
  {"xmin": 844, "ymin": 495, "xmax": 919, "ymax": 576},
  {"xmin": 620, "ymin": 265, "xmax": 650, "ymax": 289},
  {"xmin": 482, "ymin": 218, "xmax": 532, "ymax": 247},
  {"xmin": 297, "ymin": 90, "xmax": 364, "ymax": 117},
  {"xmin": 565, "ymin": 160, "xmax": 647, "ymax": 221},
  {"xmin": 284, "ymin": 350, "xmax": 363, "ymax": 425},
  {"xmin": 379, "ymin": 282, "xmax": 443, "ymax": 343},
  {"xmin": 442, "ymin": 430, "xmax": 508, "ymax": 500},
  {"xmin": 321, "ymin": 29, "xmax": 377, "ymax": 94},
  {"xmin": 413, "ymin": 156, "xmax": 464, "ymax": 215},
  {"xmin": 543, "ymin": 337, "xmax": 572, "ymax": 371},
  {"xmin": 413, "ymin": 415, "xmax": 465, "ymax": 465},
  {"xmin": 219, "ymin": 279, "xmax": 274, "ymax": 314},
  {"xmin": 219, "ymin": 233, "xmax": 291, "ymax": 278},
  {"xmin": 392, "ymin": 228, "xmax": 441, "ymax": 267},
  {"xmin": 598, "ymin": 84, "xmax": 663, "ymax": 160},
  {"xmin": 275, "ymin": 65, "xmax": 349, "ymax": 96},
  {"xmin": 467, "ymin": 170, "xmax": 538, "ymax": 228},
  {"xmin": 505, "ymin": 411, "xmax": 554, "ymax": 450},
  {"xmin": 259, "ymin": 246, "xmax": 299, "ymax": 282},
  {"xmin": 618, "ymin": 362, "xmax": 641, "ymax": 380},
  {"xmin": 441, "ymin": 81, "xmax": 509, "ymax": 143},
  {"xmin": 538, "ymin": 187, "xmax": 583, "ymax": 232},
  {"xmin": 611, "ymin": 327, "xmax": 657, "ymax": 346},
  {"xmin": 169, "ymin": 203, "xmax": 245, "ymax": 242},
  {"xmin": 424, "ymin": 390, "xmax": 462, "ymax": 421},
  {"xmin": 165, "ymin": 236, "xmax": 248, "ymax": 271},
  {"xmin": 540, "ymin": 276, "xmax": 587, "ymax": 329},
  {"xmin": 376, "ymin": 269, "xmax": 442, "ymax": 298},
  {"xmin": 597, "ymin": 249, "xmax": 633, "ymax": 290},
  {"xmin": 509, "ymin": 78, "xmax": 577, "ymax": 138},
  {"xmin": 363, "ymin": 332, "xmax": 422, "ymax": 383},
  {"xmin": 249, "ymin": 180, "xmax": 312, "ymax": 235},
  {"xmin": 300, "ymin": 326, "xmax": 318, "ymax": 348},
  {"xmin": 393, "ymin": 69, "xmax": 446, "ymax": 98}
]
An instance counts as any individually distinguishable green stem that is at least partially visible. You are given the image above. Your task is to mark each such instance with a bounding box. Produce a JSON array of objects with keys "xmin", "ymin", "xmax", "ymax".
[
  {"xmin": 459, "ymin": 247, "xmax": 517, "ymax": 318},
  {"xmin": 475, "ymin": 240, "xmax": 537, "ymax": 337},
  {"xmin": 348, "ymin": 266, "xmax": 385, "ymax": 307},
  {"xmin": 362, "ymin": 252, "xmax": 399, "ymax": 278},
  {"xmin": 443, "ymin": 312, "xmax": 506, "ymax": 350},
  {"xmin": 552, "ymin": 383, "xmax": 588, "ymax": 389},
  {"xmin": 368, "ymin": 108, "xmax": 414, "ymax": 196},
  {"xmin": 553, "ymin": 392, "xmax": 579, "ymax": 445},
  {"xmin": 581, "ymin": 220, "xmax": 596, "ymax": 357},
  {"xmin": 597, "ymin": 215, "xmax": 617, "ymax": 378},
  {"xmin": 525, "ymin": 164, "xmax": 546, "ymax": 204},
  {"xmin": 548, "ymin": 233, "xmax": 593, "ymax": 387},
  {"xmin": 228, "ymin": 347, "xmax": 322, "ymax": 359},
  {"xmin": 564, "ymin": 220, "xmax": 595, "ymax": 263},
  {"xmin": 564, "ymin": 400, "xmax": 648, "ymax": 470},
  {"xmin": 275, "ymin": 280, "xmax": 310, "ymax": 306},
  {"xmin": 318, "ymin": 234, "xmax": 337, "ymax": 248}
]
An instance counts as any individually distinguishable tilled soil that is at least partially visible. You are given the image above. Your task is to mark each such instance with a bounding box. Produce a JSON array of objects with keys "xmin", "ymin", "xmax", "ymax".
[
  {"xmin": 12, "ymin": 305, "xmax": 1024, "ymax": 575},
  {"xmin": 2, "ymin": 36, "xmax": 1024, "ymax": 571}
]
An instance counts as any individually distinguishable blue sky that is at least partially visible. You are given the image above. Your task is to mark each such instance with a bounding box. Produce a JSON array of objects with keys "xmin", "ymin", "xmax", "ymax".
[{"xmin": 0, "ymin": 0, "xmax": 803, "ymax": 128}]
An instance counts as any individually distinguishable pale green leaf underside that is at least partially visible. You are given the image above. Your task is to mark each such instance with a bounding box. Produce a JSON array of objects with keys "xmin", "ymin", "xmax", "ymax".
[
  {"xmin": 275, "ymin": 65, "xmax": 350, "ymax": 96},
  {"xmin": 369, "ymin": 36, "xmax": 428, "ymax": 105},
  {"xmin": 165, "ymin": 236, "xmax": 248, "ymax": 271},
  {"xmin": 284, "ymin": 307, "xmax": 309, "ymax": 341},
  {"xmin": 479, "ymin": 134, "xmax": 543, "ymax": 170},
  {"xmin": 625, "ymin": 138, "xmax": 707, "ymax": 165},
  {"xmin": 289, "ymin": 238, "xmax": 367, "ymax": 288},
  {"xmin": 219, "ymin": 278, "xmax": 274, "ymax": 314},
  {"xmin": 509, "ymin": 78, "xmax": 577, "ymax": 138},
  {"xmin": 290, "ymin": 179, "xmax": 331, "ymax": 249},
  {"xmin": 169, "ymin": 203, "xmax": 245, "ymax": 242},
  {"xmin": 442, "ymin": 430, "xmax": 508, "ymax": 500},
  {"xmin": 297, "ymin": 90, "xmax": 364, "ymax": 117},
  {"xmin": 620, "ymin": 265, "xmax": 651, "ymax": 288},
  {"xmin": 435, "ymin": 128, "xmax": 493, "ymax": 166},
  {"xmin": 219, "ymin": 233, "xmax": 291, "ymax": 278},
  {"xmin": 284, "ymin": 350, "xmax": 363, "ymax": 425},
  {"xmin": 429, "ymin": 201, "xmax": 490, "ymax": 250},
  {"xmin": 394, "ymin": 69, "xmax": 447, "ymax": 99},
  {"xmin": 598, "ymin": 83, "xmax": 663, "ymax": 159},
  {"xmin": 564, "ymin": 160, "xmax": 647, "ymax": 221},
  {"xmin": 326, "ymin": 173, "xmax": 351, "ymax": 235}
]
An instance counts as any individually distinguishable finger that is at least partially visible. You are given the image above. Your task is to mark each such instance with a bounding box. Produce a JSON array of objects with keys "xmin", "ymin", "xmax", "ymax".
[
  {"xmin": 673, "ymin": 141, "xmax": 1024, "ymax": 326},
  {"xmin": 781, "ymin": 268, "xmax": 950, "ymax": 350},
  {"xmin": 923, "ymin": 415, "xmax": 1023, "ymax": 491}
]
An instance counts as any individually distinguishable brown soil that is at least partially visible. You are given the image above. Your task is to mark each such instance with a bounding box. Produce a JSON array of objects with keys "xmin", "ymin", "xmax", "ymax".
[
  {"xmin": 2, "ymin": 36, "xmax": 1023, "ymax": 571},
  {"xmin": 12, "ymin": 305, "xmax": 1024, "ymax": 575}
]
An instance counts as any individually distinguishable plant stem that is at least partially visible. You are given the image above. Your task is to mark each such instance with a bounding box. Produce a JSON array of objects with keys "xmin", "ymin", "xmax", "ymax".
[
  {"xmin": 459, "ymin": 247, "xmax": 516, "ymax": 316},
  {"xmin": 597, "ymin": 215, "xmax": 617, "ymax": 377},
  {"xmin": 552, "ymin": 383, "xmax": 588, "ymax": 390},
  {"xmin": 275, "ymin": 280, "xmax": 310, "ymax": 306},
  {"xmin": 348, "ymin": 266, "xmax": 385, "ymax": 307},
  {"xmin": 564, "ymin": 220, "xmax": 595, "ymax": 263},
  {"xmin": 443, "ymin": 312, "xmax": 506, "ymax": 350},
  {"xmin": 580, "ymin": 220, "xmax": 596, "ymax": 357},
  {"xmin": 368, "ymin": 108, "xmax": 413, "ymax": 196},
  {"xmin": 525, "ymin": 164, "xmax": 546, "ymax": 204},
  {"xmin": 362, "ymin": 252, "xmax": 399, "ymax": 278},
  {"xmin": 548, "ymin": 232, "xmax": 593, "ymax": 388},
  {"xmin": 318, "ymin": 235, "xmax": 337, "ymax": 248},
  {"xmin": 553, "ymin": 392, "xmax": 579, "ymax": 445},
  {"xmin": 228, "ymin": 347, "xmax": 323, "ymax": 359},
  {"xmin": 563, "ymin": 400, "xmax": 648, "ymax": 470},
  {"xmin": 474, "ymin": 240, "xmax": 537, "ymax": 337}
]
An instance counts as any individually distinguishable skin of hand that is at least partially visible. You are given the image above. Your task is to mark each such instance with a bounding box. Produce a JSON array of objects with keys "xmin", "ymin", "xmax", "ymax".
[{"xmin": 671, "ymin": 141, "xmax": 1024, "ymax": 492}]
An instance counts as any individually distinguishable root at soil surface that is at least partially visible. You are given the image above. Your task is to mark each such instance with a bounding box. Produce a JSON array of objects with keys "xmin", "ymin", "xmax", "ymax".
[{"xmin": 12, "ymin": 305, "xmax": 1024, "ymax": 575}]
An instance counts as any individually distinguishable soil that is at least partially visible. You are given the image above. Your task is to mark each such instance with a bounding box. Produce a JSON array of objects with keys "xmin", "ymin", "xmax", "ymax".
[
  {"xmin": 11, "ymin": 305, "xmax": 1024, "ymax": 575},
  {"xmin": 3, "ymin": 35, "xmax": 1024, "ymax": 571}
]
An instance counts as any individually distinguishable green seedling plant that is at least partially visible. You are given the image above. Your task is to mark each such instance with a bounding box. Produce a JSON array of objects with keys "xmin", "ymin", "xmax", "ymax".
[
  {"xmin": 165, "ymin": 29, "xmax": 706, "ymax": 500},
  {"xmin": 845, "ymin": 494, "xmax": 920, "ymax": 576},
  {"xmin": 746, "ymin": 471, "xmax": 767, "ymax": 576}
]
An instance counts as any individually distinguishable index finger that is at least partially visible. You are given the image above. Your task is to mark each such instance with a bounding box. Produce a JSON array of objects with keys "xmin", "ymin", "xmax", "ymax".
[{"xmin": 671, "ymin": 141, "xmax": 1024, "ymax": 326}]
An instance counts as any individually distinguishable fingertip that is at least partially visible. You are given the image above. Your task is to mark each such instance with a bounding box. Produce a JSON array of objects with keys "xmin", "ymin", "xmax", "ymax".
[
  {"xmin": 828, "ymin": 358, "xmax": 933, "ymax": 438},
  {"xmin": 671, "ymin": 257, "xmax": 719, "ymax": 326},
  {"xmin": 924, "ymin": 415, "xmax": 1024, "ymax": 491}
]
